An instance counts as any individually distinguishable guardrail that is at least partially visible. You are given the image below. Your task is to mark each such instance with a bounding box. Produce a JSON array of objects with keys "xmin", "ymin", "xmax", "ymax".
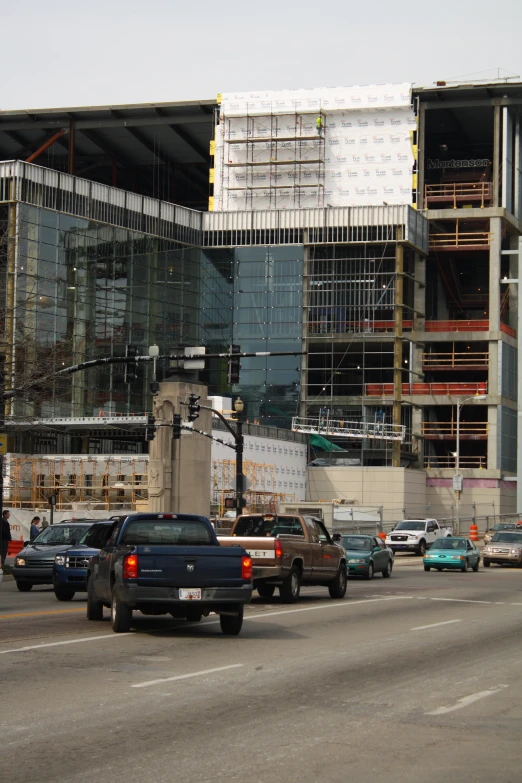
[
  {"xmin": 424, "ymin": 455, "xmax": 486, "ymax": 468},
  {"xmin": 422, "ymin": 352, "xmax": 489, "ymax": 369},
  {"xmin": 308, "ymin": 320, "xmax": 413, "ymax": 334},
  {"xmin": 425, "ymin": 182, "xmax": 493, "ymax": 209},
  {"xmin": 365, "ymin": 382, "xmax": 487, "ymax": 396},
  {"xmin": 422, "ymin": 422, "xmax": 488, "ymax": 438}
]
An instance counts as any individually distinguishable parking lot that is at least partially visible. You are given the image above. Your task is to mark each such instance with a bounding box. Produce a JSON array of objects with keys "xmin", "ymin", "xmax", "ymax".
[{"xmin": 2, "ymin": 554, "xmax": 522, "ymax": 783}]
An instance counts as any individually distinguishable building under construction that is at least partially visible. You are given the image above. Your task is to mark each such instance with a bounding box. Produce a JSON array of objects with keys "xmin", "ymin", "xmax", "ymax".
[{"xmin": 1, "ymin": 79, "xmax": 522, "ymax": 521}]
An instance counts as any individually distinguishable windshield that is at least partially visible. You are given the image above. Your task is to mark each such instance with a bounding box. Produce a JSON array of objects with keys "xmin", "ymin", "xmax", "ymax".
[
  {"xmin": 233, "ymin": 516, "xmax": 304, "ymax": 537},
  {"xmin": 79, "ymin": 524, "xmax": 114, "ymax": 549},
  {"xmin": 121, "ymin": 519, "xmax": 213, "ymax": 546},
  {"xmin": 493, "ymin": 524, "xmax": 516, "ymax": 531},
  {"xmin": 491, "ymin": 532, "xmax": 522, "ymax": 543},
  {"xmin": 394, "ymin": 521, "xmax": 426, "ymax": 531},
  {"xmin": 340, "ymin": 536, "xmax": 372, "ymax": 551},
  {"xmin": 430, "ymin": 538, "xmax": 466, "ymax": 550},
  {"xmin": 33, "ymin": 525, "xmax": 91, "ymax": 545}
]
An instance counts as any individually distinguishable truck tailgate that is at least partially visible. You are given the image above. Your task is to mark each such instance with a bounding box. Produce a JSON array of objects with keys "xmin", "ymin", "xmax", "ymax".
[
  {"xmin": 135, "ymin": 545, "xmax": 246, "ymax": 588},
  {"xmin": 218, "ymin": 536, "xmax": 276, "ymax": 566}
]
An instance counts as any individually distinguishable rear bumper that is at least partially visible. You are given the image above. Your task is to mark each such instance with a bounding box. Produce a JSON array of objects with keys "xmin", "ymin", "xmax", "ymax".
[
  {"xmin": 252, "ymin": 566, "xmax": 286, "ymax": 585},
  {"xmin": 116, "ymin": 583, "xmax": 253, "ymax": 609}
]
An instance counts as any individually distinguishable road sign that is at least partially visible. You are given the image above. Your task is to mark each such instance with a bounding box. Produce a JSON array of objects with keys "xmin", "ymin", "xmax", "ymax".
[
  {"xmin": 453, "ymin": 474, "xmax": 463, "ymax": 491},
  {"xmin": 0, "ymin": 434, "xmax": 7, "ymax": 455}
]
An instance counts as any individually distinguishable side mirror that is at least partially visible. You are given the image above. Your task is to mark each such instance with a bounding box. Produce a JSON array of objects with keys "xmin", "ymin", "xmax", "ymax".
[
  {"xmin": 332, "ymin": 533, "xmax": 342, "ymax": 542},
  {"xmin": 24, "ymin": 540, "xmax": 31, "ymax": 546}
]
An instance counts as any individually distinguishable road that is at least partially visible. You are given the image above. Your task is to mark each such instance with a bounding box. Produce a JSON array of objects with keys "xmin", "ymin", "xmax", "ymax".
[{"xmin": 2, "ymin": 556, "xmax": 522, "ymax": 783}]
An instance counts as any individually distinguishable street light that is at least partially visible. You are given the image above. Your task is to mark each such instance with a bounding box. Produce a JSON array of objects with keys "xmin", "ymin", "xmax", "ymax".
[
  {"xmin": 148, "ymin": 344, "xmax": 160, "ymax": 396},
  {"xmin": 454, "ymin": 393, "xmax": 487, "ymax": 535},
  {"xmin": 234, "ymin": 397, "xmax": 245, "ymax": 515}
]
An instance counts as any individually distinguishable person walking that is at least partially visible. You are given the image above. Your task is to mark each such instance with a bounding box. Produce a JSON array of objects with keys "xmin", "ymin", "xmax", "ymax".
[
  {"xmin": 30, "ymin": 516, "xmax": 41, "ymax": 542},
  {"xmin": 1, "ymin": 509, "xmax": 12, "ymax": 566}
]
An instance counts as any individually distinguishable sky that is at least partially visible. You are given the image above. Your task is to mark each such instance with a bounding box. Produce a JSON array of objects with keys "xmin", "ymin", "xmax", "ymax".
[{"xmin": 1, "ymin": 0, "xmax": 521, "ymax": 110}]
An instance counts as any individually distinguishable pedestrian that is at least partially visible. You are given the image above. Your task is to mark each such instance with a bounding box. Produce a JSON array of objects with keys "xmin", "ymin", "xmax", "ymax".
[
  {"xmin": 1, "ymin": 509, "xmax": 12, "ymax": 566},
  {"xmin": 30, "ymin": 515, "xmax": 41, "ymax": 542}
]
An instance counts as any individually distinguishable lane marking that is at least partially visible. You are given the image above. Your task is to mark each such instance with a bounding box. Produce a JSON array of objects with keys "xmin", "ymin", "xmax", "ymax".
[
  {"xmin": 132, "ymin": 663, "xmax": 244, "ymax": 689},
  {"xmin": 0, "ymin": 608, "xmax": 85, "ymax": 620},
  {"xmin": 429, "ymin": 598, "xmax": 492, "ymax": 605},
  {"xmin": 0, "ymin": 634, "xmax": 132, "ymax": 655},
  {"xmin": 425, "ymin": 684, "xmax": 508, "ymax": 716},
  {"xmin": 411, "ymin": 619, "xmax": 462, "ymax": 631}
]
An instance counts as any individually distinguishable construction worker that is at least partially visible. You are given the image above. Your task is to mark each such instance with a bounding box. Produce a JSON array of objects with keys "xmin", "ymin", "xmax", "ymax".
[{"xmin": 316, "ymin": 116, "xmax": 323, "ymax": 135}]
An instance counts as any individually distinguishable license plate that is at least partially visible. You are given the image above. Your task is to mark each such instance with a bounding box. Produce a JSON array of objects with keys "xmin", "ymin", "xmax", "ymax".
[
  {"xmin": 179, "ymin": 588, "xmax": 202, "ymax": 601},
  {"xmin": 247, "ymin": 549, "xmax": 272, "ymax": 559}
]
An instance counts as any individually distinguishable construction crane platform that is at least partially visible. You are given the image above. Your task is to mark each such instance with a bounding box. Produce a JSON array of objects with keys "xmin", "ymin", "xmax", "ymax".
[{"xmin": 291, "ymin": 416, "xmax": 405, "ymax": 442}]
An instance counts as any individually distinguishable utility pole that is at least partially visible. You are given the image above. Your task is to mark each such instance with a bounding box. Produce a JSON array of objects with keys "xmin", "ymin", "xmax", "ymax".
[
  {"xmin": 393, "ymin": 227, "xmax": 404, "ymax": 467},
  {"xmin": 0, "ymin": 354, "xmax": 5, "ymax": 563}
]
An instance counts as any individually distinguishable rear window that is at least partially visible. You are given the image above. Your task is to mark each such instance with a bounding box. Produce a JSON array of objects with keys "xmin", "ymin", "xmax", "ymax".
[
  {"xmin": 233, "ymin": 516, "xmax": 303, "ymax": 537},
  {"xmin": 121, "ymin": 519, "xmax": 212, "ymax": 546}
]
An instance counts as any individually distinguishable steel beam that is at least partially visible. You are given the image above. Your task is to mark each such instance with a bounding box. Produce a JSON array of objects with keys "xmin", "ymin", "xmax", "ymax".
[{"xmin": 26, "ymin": 128, "xmax": 68, "ymax": 163}]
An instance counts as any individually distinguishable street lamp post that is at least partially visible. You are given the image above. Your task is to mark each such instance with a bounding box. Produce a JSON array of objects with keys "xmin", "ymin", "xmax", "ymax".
[
  {"xmin": 234, "ymin": 397, "xmax": 245, "ymax": 514},
  {"xmin": 454, "ymin": 394, "xmax": 487, "ymax": 535}
]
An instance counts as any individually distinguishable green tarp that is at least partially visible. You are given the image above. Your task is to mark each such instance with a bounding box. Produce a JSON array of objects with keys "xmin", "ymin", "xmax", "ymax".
[{"xmin": 309, "ymin": 434, "xmax": 344, "ymax": 452}]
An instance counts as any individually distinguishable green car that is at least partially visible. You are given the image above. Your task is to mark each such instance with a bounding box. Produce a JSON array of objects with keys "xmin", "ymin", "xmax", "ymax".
[
  {"xmin": 423, "ymin": 537, "xmax": 480, "ymax": 572},
  {"xmin": 338, "ymin": 534, "xmax": 393, "ymax": 579}
]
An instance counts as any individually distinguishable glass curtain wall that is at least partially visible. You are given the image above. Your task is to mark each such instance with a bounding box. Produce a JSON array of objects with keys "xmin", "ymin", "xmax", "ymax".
[{"xmin": 231, "ymin": 245, "xmax": 303, "ymax": 428}]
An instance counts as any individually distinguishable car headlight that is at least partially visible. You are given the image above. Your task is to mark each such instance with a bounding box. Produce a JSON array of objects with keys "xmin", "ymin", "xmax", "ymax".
[
  {"xmin": 54, "ymin": 555, "xmax": 66, "ymax": 566},
  {"xmin": 15, "ymin": 557, "xmax": 26, "ymax": 566},
  {"xmin": 348, "ymin": 558, "xmax": 363, "ymax": 564},
  {"xmin": 511, "ymin": 549, "xmax": 521, "ymax": 555}
]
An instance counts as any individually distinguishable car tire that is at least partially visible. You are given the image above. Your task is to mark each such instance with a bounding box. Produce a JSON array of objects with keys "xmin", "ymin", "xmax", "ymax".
[
  {"xmin": 328, "ymin": 564, "xmax": 347, "ymax": 598},
  {"xmin": 16, "ymin": 581, "xmax": 33, "ymax": 592},
  {"xmin": 111, "ymin": 589, "xmax": 132, "ymax": 633},
  {"xmin": 417, "ymin": 540, "xmax": 427, "ymax": 557},
  {"xmin": 472, "ymin": 560, "xmax": 479, "ymax": 572},
  {"xmin": 54, "ymin": 587, "xmax": 75, "ymax": 601},
  {"xmin": 86, "ymin": 576, "xmax": 104, "ymax": 621},
  {"xmin": 220, "ymin": 606, "xmax": 244, "ymax": 636},
  {"xmin": 461, "ymin": 560, "xmax": 469, "ymax": 573},
  {"xmin": 185, "ymin": 609, "xmax": 203, "ymax": 622},
  {"xmin": 382, "ymin": 560, "xmax": 393, "ymax": 578},
  {"xmin": 365, "ymin": 562, "xmax": 374, "ymax": 580},
  {"xmin": 424, "ymin": 565, "xmax": 430, "ymax": 572},
  {"xmin": 257, "ymin": 584, "xmax": 276, "ymax": 599},
  {"xmin": 279, "ymin": 566, "xmax": 301, "ymax": 603},
  {"xmin": 483, "ymin": 559, "xmax": 491, "ymax": 567}
]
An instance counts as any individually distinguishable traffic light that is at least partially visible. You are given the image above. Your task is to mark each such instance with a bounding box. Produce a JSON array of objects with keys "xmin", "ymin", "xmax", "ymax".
[
  {"xmin": 187, "ymin": 394, "xmax": 201, "ymax": 422},
  {"xmin": 172, "ymin": 413, "xmax": 182, "ymax": 440},
  {"xmin": 227, "ymin": 344, "xmax": 241, "ymax": 385},
  {"xmin": 125, "ymin": 344, "xmax": 139, "ymax": 384},
  {"xmin": 145, "ymin": 414, "xmax": 157, "ymax": 442}
]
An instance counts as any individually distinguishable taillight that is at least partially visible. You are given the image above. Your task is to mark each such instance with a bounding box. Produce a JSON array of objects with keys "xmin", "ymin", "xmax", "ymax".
[
  {"xmin": 241, "ymin": 556, "xmax": 252, "ymax": 581},
  {"xmin": 274, "ymin": 539, "xmax": 283, "ymax": 559},
  {"xmin": 123, "ymin": 553, "xmax": 138, "ymax": 579}
]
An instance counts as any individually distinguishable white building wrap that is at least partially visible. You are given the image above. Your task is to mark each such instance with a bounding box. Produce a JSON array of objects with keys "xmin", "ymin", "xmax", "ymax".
[{"xmin": 214, "ymin": 83, "xmax": 416, "ymax": 211}]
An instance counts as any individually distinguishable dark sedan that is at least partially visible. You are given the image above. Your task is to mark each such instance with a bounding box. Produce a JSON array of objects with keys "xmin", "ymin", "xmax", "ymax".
[{"xmin": 13, "ymin": 521, "xmax": 97, "ymax": 591}]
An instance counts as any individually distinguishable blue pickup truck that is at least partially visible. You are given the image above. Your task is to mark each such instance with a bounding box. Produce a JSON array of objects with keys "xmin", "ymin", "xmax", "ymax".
[{"xmin": 86, "ymin": 513, "xmax": 253, "ymax": 635}]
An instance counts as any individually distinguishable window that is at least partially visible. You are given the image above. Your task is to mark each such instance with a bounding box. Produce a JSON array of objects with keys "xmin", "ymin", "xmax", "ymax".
[
  {"xmin": 315, "ymin": 519, "xmax": 331, "ymax": 544},
  {"xmin": 305, "ymin": 517, "xmax": 319, "ymax": 543},
  {"xmin": 121, "ymin": 519, "xmax": 213, "ymax": 546}
]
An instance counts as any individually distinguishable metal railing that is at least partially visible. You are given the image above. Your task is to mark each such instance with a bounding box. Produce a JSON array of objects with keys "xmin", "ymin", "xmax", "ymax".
[
  {"xmin": 422, "ymin": 422, "xmax": 488, "ymax": 438},
  {"xmin": 292, "ymin": 416, "xmax": 405, "ymax": 442},
  {"xmin": 425, "ymin": 182, "xmax": 493, "ymax": 209},
  {"xmin": 425, "ymin": 319, "xmax": 489, "ymax": 333},
  {"xmin": 308, "ymin": 319, "xmax": 413, "ymax": 335},
  {"xmin": 365, "ymin": 382, "xmax": 488, "ymax": 396},
  {"xmin": 429, "ymin": 230, "xmax": 490, "ymax": 250},
  {"xmin": 422, "ymin": 352, "xmax": 489, "ymax": 369},
  {"xmin": 424, "ymin": 455, "xmax": 486, "ymax": 468}
]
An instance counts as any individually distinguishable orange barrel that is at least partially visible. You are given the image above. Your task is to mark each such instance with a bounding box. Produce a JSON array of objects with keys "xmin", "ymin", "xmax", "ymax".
[
  {"xmin": 469, "ymin": 523, "xmax": 479, "ymax": 542},
  {"xmin": 378, "ymin": 532, "xmax": 387, "ymax": 541},
  {"xmin": 7, "ymin": 540, "xmax": 24, "ymax": 556}
]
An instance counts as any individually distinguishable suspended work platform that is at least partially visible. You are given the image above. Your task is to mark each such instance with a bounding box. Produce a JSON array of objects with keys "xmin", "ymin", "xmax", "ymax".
[{"xmin": 291, "ymin": 416, "xmax": 405, "ymax": 442}]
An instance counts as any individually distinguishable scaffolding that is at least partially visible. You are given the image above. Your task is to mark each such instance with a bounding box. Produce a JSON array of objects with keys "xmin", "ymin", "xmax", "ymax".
[
  {"xmin": 5, "ymin": 455, "xmax": 149, "ymax": 511},
  {"xmin": 211, "ymin": 458, "xmax": 295, "ymax": 516},
  {"xmin": 217, "ymin": 107, "xmax": 326, "ymax": 211}
]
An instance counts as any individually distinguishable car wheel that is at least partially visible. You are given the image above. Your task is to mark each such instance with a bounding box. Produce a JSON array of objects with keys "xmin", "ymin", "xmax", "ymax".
[
  {"xmin": 328, "ymin": 564, "xmax": 348, "ymax": 598},
  {"xmin": 54, "ymin": 587, "xmax": 75, "ymax": 601},
  {"xmin": 424, "ymin": 565, "xmax": 430, "ymax": 572},
  {"xmin": 461, "ymin": 559, "xmax": 469, "ymax": 573},
  {"xmin": 365, "ymin": 562, "xmax": 374, "ymax": 580},
  {"xmin": 279, "ymin": 566, "xmax": 301, "ymax": 603},
  {"xmin": 111, "ymin": 589, "xmax": 132, "ymax": 633},
  {"xmin": 220, "ymin": 606, "xmax": 244, "ymax": 636},
  {"xmin": 257, "ymin": 584, "xmax": 276, "ymax": 599},
  {"xmin": 472, "ymin": 559, "xmax": 480, "ymax": 572},
  {"xmin": 483, "ymin": 559, "xmax": 491, "ymax": 567},
  {"xmin": 16, "ymin": 581, "xmax": 33, "ymax": 592},
  {"xmin": 382, "ymin": 560, "xmax": 393, "ymax": 578},
  {"xmin": 417, "ymin": 540, "xmax": 426, "ymax": 557},
  {"xmin": 86, "ymin": 576, "xmax": 104, "ymax": 621}
]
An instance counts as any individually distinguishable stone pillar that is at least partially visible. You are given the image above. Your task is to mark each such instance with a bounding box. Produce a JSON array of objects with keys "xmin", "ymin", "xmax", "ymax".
[{"xmin": 148, "ymin": 380, "xmax": 212, "ymax": 516}]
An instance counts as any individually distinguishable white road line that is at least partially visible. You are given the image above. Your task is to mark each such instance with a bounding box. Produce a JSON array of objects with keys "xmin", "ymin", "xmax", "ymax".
[
  {"xmin": 411, "ymin": 619, "xmax": 462, "ymax": 631},
  {"xmin": 425, "ymin": 684, "xmax": 508, "ymax": 716},
  {"xmin": 0, "ymin": 633, "xmax": 132, "ymax": 655},
  {"xmin": 429, "ymin": 598, "xmax": 492, "ymax": 605},
  {"xmin": 132, "ymin": 663, "xmax": 244, "ymax": 689}
]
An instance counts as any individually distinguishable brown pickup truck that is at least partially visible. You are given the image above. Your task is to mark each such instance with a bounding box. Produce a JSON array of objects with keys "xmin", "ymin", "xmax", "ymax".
[{"xmin": 218, "ymin": 513, "xmax": 347, "ymax": 603}]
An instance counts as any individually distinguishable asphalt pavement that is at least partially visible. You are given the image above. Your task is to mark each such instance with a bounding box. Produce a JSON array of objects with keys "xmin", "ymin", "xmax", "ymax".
[{"xmin": 2, "ymin": 555, "xmax": 522, "ymax": 783}]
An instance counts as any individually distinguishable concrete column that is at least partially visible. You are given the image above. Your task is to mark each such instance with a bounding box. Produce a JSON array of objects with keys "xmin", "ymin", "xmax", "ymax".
[
  {"xmin": 489, "ymin": 217, "xmax": 501, "ymax": 332},
  {"xmin": 487, "ymin": 404, "xmax": 498, "ymax": 470},
  {"xmin": 493, "ymin": 106, "xmax": 501, "ymax": 208},
  {"xmin": 148, "ymin": 380, "xmax": 212, "ymax": 516},
  {"xmin": 417, "ymin": 103, "xmax": 426, "ymax": 210},
  {"xmin": 300, "ymin": 234, "xmax": 309, "ymax": 419},
  {"xmin": 392, "ymin": 233, "xmax": 404, "ymax": 467}
]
